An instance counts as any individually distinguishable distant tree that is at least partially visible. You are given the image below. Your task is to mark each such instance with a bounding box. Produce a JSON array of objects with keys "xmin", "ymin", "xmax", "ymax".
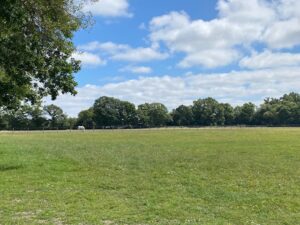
[
  {"xmin": 2, "ymin": 92, "xmax": 300, "ymax": 130},
  {"xmin": 192, "ymin": 98, "xmax": 221, "ymax": 126},
  {"xmin": 77, "ymin": 108, "xmax": 95, "ymax": 129},
  {"xmin": 255, "ymin": 98, "xmax": 279, "ymax": 125},
  {"xmin": 136, "ymin": 103, "xmax": 151, "ymax": 127},
  {"xmin": 8, "ymin": 105, "xmax": 33, "ymax": 130},
  {"xmin": 137, "ymin": 103, "xmax": 170, "ymax": 127},
  {"xmin": 277, "ymin": 104, "xmax": 293, "ymax": 125},
  {"xmin": 27, "ymin": 104, "xmax": 47, "ymax": 129},
  {"xmin": 172, "ymin": 105, "xmax": 194, "ymax": 126},
  {"xmin": 65, "ymin": 117, "xmax": 77, "ymax": 129},
  {"xmin": 43, "ymin": 104, "xmax": 67, "ymax": 129},
  {"xmin": 254, "ymin": 93, "xmax": 300, "ymax": 126},
  {"xmin": 220, "ymin": 103, "xmax": 235, "ymax": 125},
  {"xmin": 281, "ymin": 92, "xmax": 300, "ymax": 103},
  {"xmin": 234, "ymin": 103, "xmax": 256, "ymax": 125},
  {"xmin": 93, "ymin": 96, "xmax": 137, "ymax": 128},
  {"xmin": 0, "ymin": 104, "xmax": 46, "ymax": 130},
  {"xmin": 279, "ymin": 93, "xmax": 300, "ymax": 125},
  {"xmin": 119, "ymin": 101, "xmax": 138, "ymax": 127},
  {"xmin": 93, "ymin": 97, "xmax": 121, "ymax": 127},
  {"xmin": 0, "ymin": 107, "xmax": 10, "ymax": 130}
]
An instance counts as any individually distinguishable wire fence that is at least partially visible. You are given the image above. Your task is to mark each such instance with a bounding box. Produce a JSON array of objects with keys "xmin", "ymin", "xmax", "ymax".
[{"xmin": 1, "ymin": 125, "xmax": 300, "ymax": 133}]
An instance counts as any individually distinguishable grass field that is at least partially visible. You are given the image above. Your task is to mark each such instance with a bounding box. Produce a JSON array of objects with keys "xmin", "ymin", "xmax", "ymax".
[{"xmin": 0, "ymin": 128, "xmax": 299, "ymax": 225}]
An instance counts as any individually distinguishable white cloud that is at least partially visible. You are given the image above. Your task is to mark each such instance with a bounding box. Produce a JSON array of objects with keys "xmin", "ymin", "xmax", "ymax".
[
  {"xmin": 77, "ymin": 0, "xmax": 300, "ymax": 68},
  {"xmin": 79, "ymin": 41, "xmax": 168, "ymax": 62},
  {"xmin": 111, "ymin": 47, "xmax": 168, "ymax": 62},
  {"xmin": 262, "ymin": 18, "xmax": 300, "ymax": 49},
  {"xmin": 217, "ymin": 0, "xmax": 275, "ymax": 25},
  {"xmin": 149, "ymin": 11, "xmax": 252, "ymax": 68},
  {"xmin": 261, "ymin": 0, "xmax": 300, "ymax": 49},
  {"xmin": 82, "ymin": 0, "xmax": 132, "ymax": 18},
  {"xmin": 275, "ymin": 0, "xmax": 300, "ymax": 19},
  {"xmin": 72, "ymin": 51, "xmax": 106, "ymax": 66},
  {"xmin": 148, "ymin": 0, "xmax": 300, "ymax": 68},
  {"xmin": 48, "ymin": 67, "xmax": 300, "ymax": 117},
  {"xmin": 240, "ymin": 50, "xmax": 300, "ymax": 69},
  {"xmin": 178, "ymin": 49, "xmax": 240, "ymax": 68},
  {"xmin": 79, "ymin": 41, "xmax": 129, "ymax": 54},
  {"xmin": 57, "ymin": 0, "xmax": 300, "ymax": 116},
  {"xmin": 120, "ymin": 66, "xmax": 152, "ymax": 74}
]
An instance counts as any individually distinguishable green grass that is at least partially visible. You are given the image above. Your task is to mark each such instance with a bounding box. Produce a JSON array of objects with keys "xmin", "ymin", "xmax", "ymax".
[{"xmin": 0, "ymin": 128, "xmax": 299, "ymax": 225}]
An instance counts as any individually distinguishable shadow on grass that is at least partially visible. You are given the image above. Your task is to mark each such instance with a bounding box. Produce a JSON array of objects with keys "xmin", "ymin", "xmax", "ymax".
[{"xmin": 0, "ymin": 164, "xmax": 23, "ymax": 172}]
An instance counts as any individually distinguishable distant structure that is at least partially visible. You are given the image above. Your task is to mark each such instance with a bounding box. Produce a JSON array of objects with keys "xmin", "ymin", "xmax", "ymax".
[{"xmin": 77, "ymin": 126, "xmax": 85, "ymax": 131}]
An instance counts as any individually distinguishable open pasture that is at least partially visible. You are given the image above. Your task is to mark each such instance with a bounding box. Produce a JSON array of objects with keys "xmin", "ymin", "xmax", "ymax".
[{"xmin": 0, "ymin": 128, "xmax": 299, "ymax": 224}]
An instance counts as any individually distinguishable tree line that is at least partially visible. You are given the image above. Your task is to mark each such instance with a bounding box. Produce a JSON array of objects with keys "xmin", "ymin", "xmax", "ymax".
[{"xmin": 0, "ymin": 92, "xmax": 299, "ymax": 130}]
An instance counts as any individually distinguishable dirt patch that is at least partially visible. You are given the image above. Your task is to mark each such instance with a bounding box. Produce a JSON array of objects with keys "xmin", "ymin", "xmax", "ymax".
[{"xmin": 14, "ymin": 211, "xmax": 36, "ymax": 220}]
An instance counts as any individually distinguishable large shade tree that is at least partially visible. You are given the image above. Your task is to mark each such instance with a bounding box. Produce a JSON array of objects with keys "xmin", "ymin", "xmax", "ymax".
[
  {"xmin": 172, "ymin": 105, "xmax": 194, "ymax": 126},
  {"xmin": 77, "ymin": 108, "xmax": 95, "ymax": 129},
  {"xmin": 43, "ymin": 104, "xmax": 67, "ymax": 129},
  {"xmin": 192, "ymin": 98, "xmax": 221, "ymax": 126},
  {"xmin": 93, "ymin": 96, "xmax": 137, "ymax": 128},
  {"xmin": 137, "ymin": 103, "xmax": 171, "ymax": 127},
  {"xmin": 234, "ymin": 103, "xmax": 256, "ymax": 125},
  {"xmin": 0, "ymin": 0, "xmax": 87, "ymax": 108}
]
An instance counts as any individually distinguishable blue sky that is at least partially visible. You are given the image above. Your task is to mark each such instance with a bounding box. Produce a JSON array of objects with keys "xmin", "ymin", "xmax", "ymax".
[
  {"xmin": 73, "ymin": 0, "xmax": 219, "ymax": 86},
  {"xmin": 50, "ymin": 0, "xmax": 300, "ymax": 116}
]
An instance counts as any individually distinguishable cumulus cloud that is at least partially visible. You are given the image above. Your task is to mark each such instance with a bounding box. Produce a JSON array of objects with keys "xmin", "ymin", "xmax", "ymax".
[
  {"xmin": 72, "ymin": 51, "xmax": 106, "ymax": 67},
  {"xmin": 262, "ymin": 18, "xmax": 300, "ymax": 49},
  {"xmin": 148, "ymin": 0, "xmax": 300, "ymax": 68},
  {"xmin": 82, "ymin": 0, "xmax": 132, "ymax": 18},
  {"xmin": 120, "ymin": 66, "xmax": 152, "ymax": 74},
  {"xmin": 240, "ymin": 50, "xmax": 300, "ymax": 69},
  {"xmin": 111, "ymin": 47, "xmax": 168, "ymax": 62},
  {"xmin": 277, "ymin": 0, "xmax": 300, "ymax": 19},
  {"xmin": 79, "ymin": 41, "xmax": 129, "ymax": 54},
  {"xmin": 178, "ymin": 49, "xmax": 240, "ymax": 68},
  {"xmin": 56, "ymin": 0, "xmax": 300, "ymax": 116},
  {"xmin": 79, "ymin": 41, "xmax": 168, "ymax": 62},
  {"xmin": 78, "ymin": 0, "xmax": 300, "ymax": 68},
  {"xmin": 47, "ymin": 67, "xmax": 300, "ymax": 116}
]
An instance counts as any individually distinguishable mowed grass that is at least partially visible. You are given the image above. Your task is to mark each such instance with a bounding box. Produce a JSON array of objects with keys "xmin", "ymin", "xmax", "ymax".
[{"xmin": 0, "ymin": 128, "xmax": 299, "ymax": 225}]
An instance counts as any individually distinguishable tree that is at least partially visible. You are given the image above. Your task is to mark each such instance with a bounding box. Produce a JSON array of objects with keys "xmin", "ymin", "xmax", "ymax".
[
  {"xmin": 281, "ymin": 92, "xmax": 300, "ymax": 103},
  {"xmin": 279, "ymin": 93, "xmax": 300, "ymax": 125},
  {"xmin": 234, "ymin": 103, "xmax": 256, "ymax": 125},
  {"xmin": 220, "ymin": 103, "xmax": 235, "ymax": 125},
  {"xmin": 65, "ymin": 117, "xmax": 77, "ymax": 129},
  {"xmin": 255, "ymin": 93, "xmax": 300, "ymax": 125},
  {"xmin": 7, "ymin": 105, "xmax": 32, "ymax": 130},
  {"xmin": 93, "ymin": 96, "xmax": 137, "ymax": 128},
  {"xmin": 172, "ymin": 105, "xmax": 194, "ymax": 126},
  {"xmin": 136, "ymin": 103, "xmax": 151, "ymax": 127},
  {"xmin": 137, "ymin": 103, "xmax": 170, "ymax": 127},
  {"xmin": 0, "ymin": 0, "xmax": 86, "ymax": 108},
  {"xmin": 0, "ymin": 103, "xmax": 47, "ymax": 130},
  {"xmin": 255, "ymin": 98, "xmax": 279, "ymax": 125},
  {"xmin": 119, "ymin": 101, "xmax": 138, "ymax": 127},
  {"xmin": 27, "ymin": 104, "xmax": 47, "ymax": 129},
  {"xmin": 43, "ymin": 104, "xmax": 67, "ymax": 129},
  {"xmin": 93, "ymin": 96, "xmax": 122, "ymax": 128},
  {"xmin": 0, "ymin": 107, "xmax": 10, "ymax": 130},
  {"xmin": 192, "ymin": 98, "xmax": 221, "ymax": 126},
  {"xmin": 77, "ymin": 108, "xmax": 95, "ymax": 129}
]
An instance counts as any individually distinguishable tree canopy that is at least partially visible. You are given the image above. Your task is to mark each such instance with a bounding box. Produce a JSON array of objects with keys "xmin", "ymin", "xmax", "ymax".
[
  {"xmin": 93, "ymin": 96, "xmax": 137, "ymax": 128},
  {"xmin": 172, "ymin": 105, "xmax": 194, "ymax": 126},
  {"xmin": 0, "ymin": 92, "xmax": 300, "ymax": 130},
  {"xmin": 137, "ymin": 103, "xmax": 170, "ymax": 127},
  {"xmin": 0, "ymin": 0, "xmax": 85, "ymax": 108}
]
